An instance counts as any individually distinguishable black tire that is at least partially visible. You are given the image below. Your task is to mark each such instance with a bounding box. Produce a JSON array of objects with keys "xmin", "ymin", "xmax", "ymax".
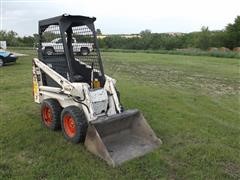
[
  {"xmin": 0, "ymin": 57, "xmax": 4, "ymax": 67},
  {"xmin": 80, "ymin": 47, "xmax": 89, "ymax": 56},
  {"xmin": 61, "ymin": 106, "xmax": 88, "ymax": 143},
  {"xmin": 44, "ymin": 47, "xmax": 54, "ymax": 56},
  {"xmin": 41, "ymin": 99, "xmax": 62, "ymax": 130}
]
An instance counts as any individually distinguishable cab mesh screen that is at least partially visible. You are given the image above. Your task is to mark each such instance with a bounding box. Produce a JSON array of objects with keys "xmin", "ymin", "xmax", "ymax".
[
  {"xmin": 41, "ymin": 25, "xmax": 63, "ymax": 56},
  {"xmin": 41, "ymin": 24, "xmax": 101, "ymax": 74},
  {"xmin": 71, "ymin": 25, "xmax": 101, "ymax": 74}
]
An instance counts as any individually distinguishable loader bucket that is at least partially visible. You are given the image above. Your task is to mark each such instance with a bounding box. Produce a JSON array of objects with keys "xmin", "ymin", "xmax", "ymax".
[{"xmin": 84, "ymin": 109, "xmax": 162, "ymax": 167}]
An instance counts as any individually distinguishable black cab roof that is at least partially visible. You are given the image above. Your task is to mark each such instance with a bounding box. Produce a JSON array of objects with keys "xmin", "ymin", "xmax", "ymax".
[{"xmin": 39, "ymin": 14, "xmax": 96, "ymax": 27}]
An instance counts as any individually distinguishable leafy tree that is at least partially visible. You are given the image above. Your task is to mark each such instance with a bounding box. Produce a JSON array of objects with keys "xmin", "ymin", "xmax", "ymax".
[
  {"xmin": 96, "ymin": 29, "xmax": 102, "ymax": 35},
  {"xmin": 196, "ymin": 26, "xmax": 211, "ymax": 50},
  {"xmin": 209, "ymin": 30, "xmax": 226, "ymax": 48},
  {"xmin": 140, "ymin": 29, "xmax": 151, "ymax": 36},
  {"xmin": 225, "ymin": 16, "xmax": 240, "ymax": 49},
  {"xmin": 139, "ymin": 29, "xmax": 152, "ymax": 49},
  {"xmin": 0, "ymin": 30, "xmax": 18, "ymax": 46},
  {"xmin": 33, "ymin": 33, "xmax": 40, "ymax": 48},
  {"xmin": 41, "ymin": 32, "xmax": 58, "ymax": 42}
]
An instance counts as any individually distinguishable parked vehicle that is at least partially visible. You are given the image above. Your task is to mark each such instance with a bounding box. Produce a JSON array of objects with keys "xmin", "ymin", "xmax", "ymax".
[
  {"xmin": 42, "ymin": 37, "xmax": 94, "ymax": 56},
  {"xmin": 0, "ymin": 50, "xmax": 18, "ymax": 67}
]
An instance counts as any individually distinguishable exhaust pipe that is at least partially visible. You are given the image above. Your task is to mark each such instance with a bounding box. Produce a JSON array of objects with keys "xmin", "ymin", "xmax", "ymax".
[{"xmin": 84, "ymin": 109, "xmax": 162, "ymax": 167}]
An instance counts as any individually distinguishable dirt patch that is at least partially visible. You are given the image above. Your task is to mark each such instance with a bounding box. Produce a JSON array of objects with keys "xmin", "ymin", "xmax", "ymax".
[
  {"xmin": 218, "ymin": 47, "xmax": 231, "ymax": 52},
  {"xmin": 233, "ymin": 47, "xmax": 240, "ymax": 52},
  {"xmin": 12, "ymin": 52, "xmax": 28, "ymax": 57},
  {"xmin": 106, "ymin": 62, "xmax": 239, "ymax": 96},
  {"xmin": 208, "ymin": 47, "xmax": 218, "ymax": 52},
  {"xmin": 223, "ymin": 162, "xmax": 240, "ymax": 179}
]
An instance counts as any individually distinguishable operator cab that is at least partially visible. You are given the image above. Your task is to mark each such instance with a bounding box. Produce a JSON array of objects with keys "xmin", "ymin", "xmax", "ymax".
[{"xmin": 38, "ymin": 14, "xmax": 105, "ymax": 88}]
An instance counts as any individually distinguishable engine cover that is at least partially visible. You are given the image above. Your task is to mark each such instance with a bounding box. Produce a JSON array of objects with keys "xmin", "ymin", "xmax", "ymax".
[{"xmin": 89, "ymin": 88, "xmax": 108, "ymax": 115}]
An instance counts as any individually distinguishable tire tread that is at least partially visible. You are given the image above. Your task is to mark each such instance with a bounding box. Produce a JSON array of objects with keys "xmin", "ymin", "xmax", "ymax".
[{"xmin": 61, "ymin": 106, "xmax": 88, "ymax": 143}]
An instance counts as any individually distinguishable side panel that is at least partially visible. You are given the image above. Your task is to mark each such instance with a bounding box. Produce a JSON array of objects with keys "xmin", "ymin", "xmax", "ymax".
[{"xmin": 32, "ymin": 60, "xmax": 42, "ymax": 103}]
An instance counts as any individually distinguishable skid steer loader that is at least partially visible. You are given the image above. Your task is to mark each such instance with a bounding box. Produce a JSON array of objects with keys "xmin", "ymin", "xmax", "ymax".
[{"xmin": 32, "ymin": 14, "xmax": 161, "ymax": 167}]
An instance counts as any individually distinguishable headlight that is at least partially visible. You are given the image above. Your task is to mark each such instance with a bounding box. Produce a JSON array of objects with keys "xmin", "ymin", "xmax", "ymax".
[{"xmin": 10, "ymin": 54, "xmax": 16, "ymax": 57}]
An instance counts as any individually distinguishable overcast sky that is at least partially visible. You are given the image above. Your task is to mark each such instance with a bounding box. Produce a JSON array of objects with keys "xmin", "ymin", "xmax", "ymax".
[{"xmin": 0, "ymin": 0, "xmax": 239, "ymax": 36}]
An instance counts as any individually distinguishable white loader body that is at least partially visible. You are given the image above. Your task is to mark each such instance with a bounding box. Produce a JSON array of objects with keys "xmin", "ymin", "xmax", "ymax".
[
  {"xmin": 34, "ymin": 14, "xmax": 161, "ymax": 167},
  {"xmin": 33, "ymin": 58, "xmax": 121, "ymax": 122}
]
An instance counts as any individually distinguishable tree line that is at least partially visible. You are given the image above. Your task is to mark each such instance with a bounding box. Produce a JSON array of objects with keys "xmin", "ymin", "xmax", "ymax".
[
  {"xmin": 98, "ymin": 16, "xmax": 240, "ymax": 50},
  {"xmin": 0, "ymin": 16, "xmax": 239, "ymax": 50}
]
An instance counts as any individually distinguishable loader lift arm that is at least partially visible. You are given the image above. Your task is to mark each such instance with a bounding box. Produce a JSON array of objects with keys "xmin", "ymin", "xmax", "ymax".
[{"xmin": 33, "ymin": 58, "xmax": 80, "ymax": 96}]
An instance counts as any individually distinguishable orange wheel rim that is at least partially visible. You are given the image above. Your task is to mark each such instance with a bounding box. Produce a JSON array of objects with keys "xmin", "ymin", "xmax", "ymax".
[
  {"xmin": 63, "ymin": 114, "xmax": 76, "ymax": 138},
  {"xmin": 42, "ymin": 105, "xmax": 53, "ymax": 126}
]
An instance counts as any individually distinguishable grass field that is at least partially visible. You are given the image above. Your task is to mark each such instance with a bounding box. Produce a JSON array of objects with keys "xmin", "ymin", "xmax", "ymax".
[
  {"xmin": 0, "ymin": 49, "xmax": 239, "ymax": 179},
  {"xmin": 101, "ymin": 48, "xmax": 240, "ymax": 59}
]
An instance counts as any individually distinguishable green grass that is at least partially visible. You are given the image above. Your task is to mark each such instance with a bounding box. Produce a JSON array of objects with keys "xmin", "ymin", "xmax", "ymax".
[
  {"xmin": 0, "ymin": 50, "xmax": 239, "ymax": 179},
  {"xmin": 101, "ymin": 48, "xmax": 240, "ymax": 59}
]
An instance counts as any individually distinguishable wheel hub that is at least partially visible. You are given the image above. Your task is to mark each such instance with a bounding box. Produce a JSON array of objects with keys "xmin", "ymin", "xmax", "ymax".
[
  {"xmin": 42, "ymin": 105, "xmax": 53, "ymax": 126},
  {"xmin": 63, "ymin": 114, "xmax": 76, "ymax": 138}
]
